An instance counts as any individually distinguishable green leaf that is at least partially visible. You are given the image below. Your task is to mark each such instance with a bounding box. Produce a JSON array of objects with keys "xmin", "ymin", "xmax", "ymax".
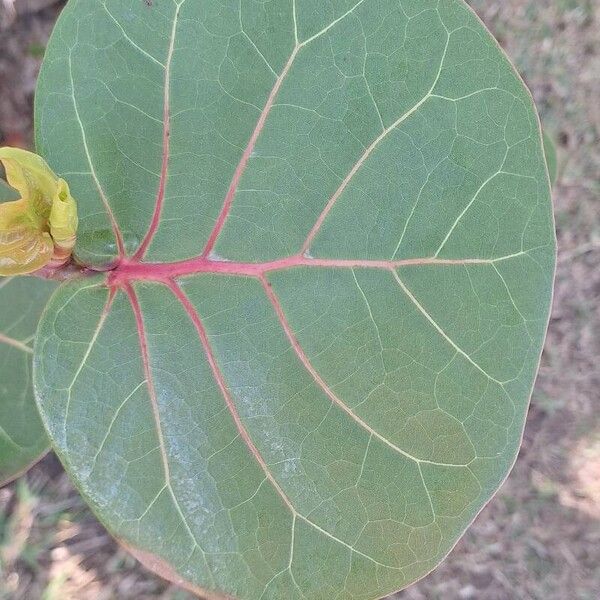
[
  {"xmin": 0, "ymin": 270, "xmax": 54, "ymax": 486},
  {"xmin": 34, "ymin": 1, "xmax": 555, "ymax": 598},
  {"xmin": 1, "ymin": 179, "xmax": 52, "ymax": 486}
]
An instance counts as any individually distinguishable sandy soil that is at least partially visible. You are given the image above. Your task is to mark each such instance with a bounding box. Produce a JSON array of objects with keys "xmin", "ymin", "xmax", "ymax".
[{"xmin": 0, "ymin": 1, "xmax": 598, "ymax": 599}]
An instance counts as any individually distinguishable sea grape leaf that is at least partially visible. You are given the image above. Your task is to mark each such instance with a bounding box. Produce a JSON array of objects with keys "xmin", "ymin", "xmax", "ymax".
[
  {"xmin": 1, "ymin": 178, "xmax": 53, "ymax": 486},
  {"xmin": 33, "ymin": 1, "xmax": 555, "ymax": 599}
]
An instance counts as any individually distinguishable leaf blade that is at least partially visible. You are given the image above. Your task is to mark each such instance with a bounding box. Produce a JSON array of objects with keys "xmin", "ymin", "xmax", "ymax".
[
  {"xmin": 34, "ymin": 1, "xmax": 555, "ymax": 598},
  {"xmin": 0, "ymin": 268, "xmax": 54, "ymax": 486}
]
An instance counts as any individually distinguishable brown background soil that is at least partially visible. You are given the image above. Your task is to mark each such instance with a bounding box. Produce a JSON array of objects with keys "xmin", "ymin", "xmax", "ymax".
[{"xmin": 0, "ymin": 1, "xmax": 598, "ymax": 599}]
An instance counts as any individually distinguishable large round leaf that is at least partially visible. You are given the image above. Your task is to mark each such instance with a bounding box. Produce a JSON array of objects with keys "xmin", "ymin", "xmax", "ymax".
[
  {"xmin": 34, "ymin": 1, "xmax": 555, "ymax": 598},
  {"xmin": 0, "ymin": 181, "xmax": 53, "ymax": 486}
]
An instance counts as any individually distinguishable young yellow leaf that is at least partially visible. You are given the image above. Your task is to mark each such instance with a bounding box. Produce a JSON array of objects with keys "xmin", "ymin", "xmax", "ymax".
[{"xmin": 0, "ymin": 147, "xmax": 78, "ymax": 276}]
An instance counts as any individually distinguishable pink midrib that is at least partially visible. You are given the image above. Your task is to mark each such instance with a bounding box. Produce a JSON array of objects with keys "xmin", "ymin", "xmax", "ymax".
[
  {"xmin": 168, "ymin": 280, "xmax": 296, "ymax": 512},
  {"xmin": 124, "ymin": 282, "xmax": 178, "ymax": 487},
  {"xmin": 132, "ymin": 8, "xmax": 179, "ymax": 262},
  {"xmin": 132, "ymin": 94, "xmax": 170, "ymax": 261},
  {"xmin": 200, "ymin": 48, "xmax": 299, "ymax": 258},
  {"xmin": 108, "ymin": 254, "xmax": 487, "ymax": 286}
]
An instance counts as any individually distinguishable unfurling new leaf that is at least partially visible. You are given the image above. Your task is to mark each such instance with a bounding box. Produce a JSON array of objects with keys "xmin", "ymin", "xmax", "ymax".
[{"xmin": 0, "ymin": 147, "xmax": 78, "ymax": 276}]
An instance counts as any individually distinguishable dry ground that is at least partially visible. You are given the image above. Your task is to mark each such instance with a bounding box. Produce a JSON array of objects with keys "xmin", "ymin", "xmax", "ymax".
[{"xmin": 0, "ymin": 1, "xmax": 598, "ymax": 598}]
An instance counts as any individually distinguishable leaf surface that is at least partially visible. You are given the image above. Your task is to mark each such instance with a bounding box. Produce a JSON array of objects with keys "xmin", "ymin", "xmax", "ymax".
[
  {"xmin": 1, "ymin": 177, "xmax": 53, "ymax": 485},
  {"xmin": 34, "ymin": 1, "xmax": 555, "ymax": 598}
]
